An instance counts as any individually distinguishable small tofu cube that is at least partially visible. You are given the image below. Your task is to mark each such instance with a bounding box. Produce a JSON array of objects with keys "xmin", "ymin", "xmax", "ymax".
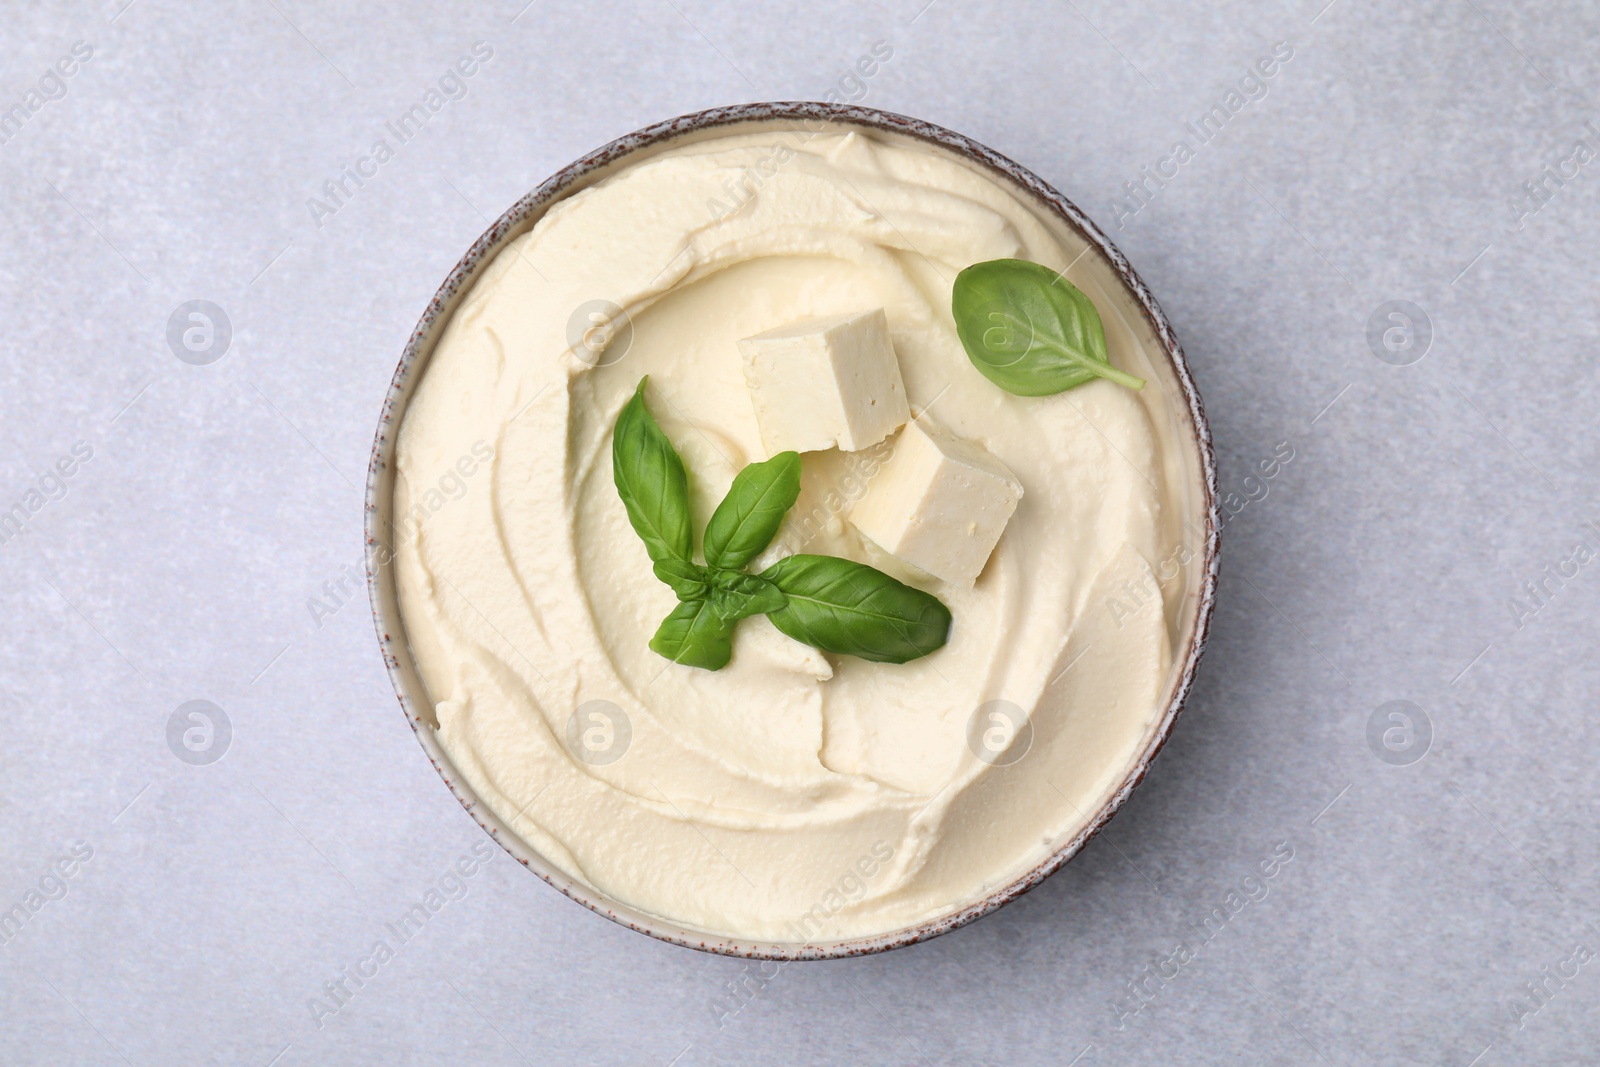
[
  {"xmin": 850, "ymin": 417, "xmax": 1023, "ymax": 585},
  {"xmin": 738, "ymin": 309, "xmax": 910, "ymax": 455}
]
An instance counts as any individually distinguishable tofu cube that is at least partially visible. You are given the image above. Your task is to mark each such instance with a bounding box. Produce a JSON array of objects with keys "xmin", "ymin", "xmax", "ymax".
[
  {"xmin": 850, "ymin": 417, "xmax": 1023, "ymax": 585},
  {"xmin": 738, "ymin": 309, "xmax": 909, "ymax": 455}
]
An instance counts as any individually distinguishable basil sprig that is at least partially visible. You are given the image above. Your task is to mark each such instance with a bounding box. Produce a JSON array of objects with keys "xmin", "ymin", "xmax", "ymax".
[
  {"xmin": 612, "ymin": 378, "xmax": 951, "ymax": 671},
  {"xmin": 952, "ymin": 258, "xmax": 1145, "ymax": 394}
]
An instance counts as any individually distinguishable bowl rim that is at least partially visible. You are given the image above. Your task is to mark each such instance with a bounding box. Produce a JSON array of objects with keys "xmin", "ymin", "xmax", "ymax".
[{"xmin": 365, "ymin": 100, "xmax": 1220, "ymax": 961}]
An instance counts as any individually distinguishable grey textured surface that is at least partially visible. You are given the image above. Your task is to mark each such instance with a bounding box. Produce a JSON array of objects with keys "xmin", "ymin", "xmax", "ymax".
[{"xmin": 1, "ymin": 1, "xmax": 1596, "ymax": 1064}]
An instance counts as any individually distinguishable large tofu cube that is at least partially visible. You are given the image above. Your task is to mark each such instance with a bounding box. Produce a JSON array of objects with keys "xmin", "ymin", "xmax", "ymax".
[
  {"xmin": 738, "ymin": 309, "xmax": 909, "ymax": 455},
  {"xmin": 850, "ymin": 417, "xmax": 1022, "ymax": 585}
]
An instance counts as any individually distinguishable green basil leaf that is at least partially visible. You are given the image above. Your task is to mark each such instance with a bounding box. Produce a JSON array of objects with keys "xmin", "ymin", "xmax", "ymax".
[
  {"xmin": 760, "ymin": 554, "xmax": 951, "ymax": 664},
  {"xmin": 707, "ymin": 568, "xmax": 786, "ymax": 621},
  {"xmin": 649, "ymin": 598, "xmax": 734, "ymax": 670},
  {"xmin": 952, "ymin": 258, "xmax": 1145, "ymax": 395},
  {"xmin": 612, "ymin": 376, "xmax": 693, "ymax": 566},
  {"xmin": 653, "ymin": 559, "xmax": 711, "ymax": 601},
  {"xmin": 702, "ymin": 451, "xmax": 802, "ymax": 570}
]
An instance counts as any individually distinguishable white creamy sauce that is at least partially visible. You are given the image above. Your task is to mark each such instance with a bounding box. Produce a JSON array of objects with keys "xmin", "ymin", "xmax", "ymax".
[{"xmin": 394, "ymin": 127, "xmax": 1187, "ymax": 942}]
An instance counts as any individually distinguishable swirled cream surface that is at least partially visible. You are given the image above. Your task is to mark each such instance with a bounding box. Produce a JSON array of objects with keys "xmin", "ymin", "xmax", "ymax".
[{"xmin": 394, "ymin": 127, "xmax": 1193, "ymax": 942}]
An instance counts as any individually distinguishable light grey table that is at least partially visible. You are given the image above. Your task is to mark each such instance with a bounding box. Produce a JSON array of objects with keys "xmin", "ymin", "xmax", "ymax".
[{"xmin": 2, "ymin": 1, "xmax": 1596, "ymax": 1063}]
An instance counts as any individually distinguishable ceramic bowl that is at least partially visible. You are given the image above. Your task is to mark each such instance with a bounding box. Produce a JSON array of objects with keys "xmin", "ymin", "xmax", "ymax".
[{"xmin": 366, "ymin": 101, "xmax": 1219, "ymax": 959}]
